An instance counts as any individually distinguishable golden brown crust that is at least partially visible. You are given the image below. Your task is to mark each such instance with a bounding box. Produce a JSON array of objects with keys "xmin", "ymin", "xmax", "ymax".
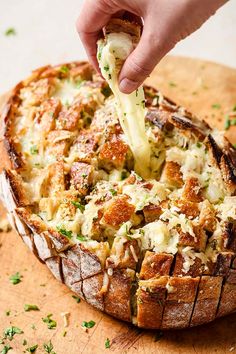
[{"xmin": 104, "ymin": 18, "xmax": 141, "ymax": 45}]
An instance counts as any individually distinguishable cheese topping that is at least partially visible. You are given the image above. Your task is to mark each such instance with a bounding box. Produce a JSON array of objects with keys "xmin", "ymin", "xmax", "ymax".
[{"xmin": 97, "ymin": 33, "xmax": 151, "ymax": 178}]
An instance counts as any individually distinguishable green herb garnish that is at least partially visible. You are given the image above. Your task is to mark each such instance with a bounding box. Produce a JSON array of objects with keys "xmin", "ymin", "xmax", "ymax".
[
  {"xmin": 4, "ymin": 28, "xmax": 16, "ymax": 36},
  {"xmin": 72, "ymin": 295, "xmax": 81, "ymax": 303},
  {"xmin": 22, "ymin": 339, "xmax": 27, "ymax": 346},
  {"xmin": 212, "ymin": 103, "xmax": 221, "ymax": 109},
  {"xmin": 30, "ymin": 145, "xmax": 38, "ymax": 155},
  {"xmin": 71, "ymin": 201, "xmax": 85, "ymax": 213},
  {"xmin": 24, "ymin": 304, "xmax": 39, "ymax": 312},
  {"xmin": 3, "ymin": 326, "xmax": 23, "ymax": 340},
  {"xmin": 169, "ymin": 81, "xmax": 177, "ymax": 87},
  {"xmin": 60, "ymin": 66, "xmax": 69, "ymax": 74},
  {"xmin": 5, "ymin": 310, "xmax": 10, "ymax": 316},
  {"xmin": 196, "ymin": 142, "xmax": 202, "ymax": 148},
  {"xmin": 76, "ymin": 234, "xmax": 87, "ymax": 242},
  {"xmin": 103, "ymin": 65, "xmax": 109, "ymax": 72},
  {"xmin": 43, "ymin": 340, "xmax": 56, "ymax": 354},
  {"xmin": 105, "ymin": 338, "xmax": 110, "ymax": 349},
  {"xmin": 1, "ymin": 345, "xmax": 12, "ymax": 354},
  {"xmin": 109, "ymin": 189, "xmax": 117, "ymax": 196},
  {"xmin": 42, "ymin": 314, "xmax": 57, "ymax": 329},
  {"xmin": 233, "ymin": 104, "xmax": 236, "ymax": 112},
  {"xmin": 56, "ymin": 227, "xmax": 72, "ymax": 239},
  {"xmin": 26, "ymin": 344, "xmax": 38, "ymax": 353},
  {"xmin": 81, "ymin": 320, "xmax": 95, "ymax": 329},
  {"xmin": 9, "ymin": 272, "xmax": 22, "ymax": 285},
  {"xmin": 225, "ymin": 117, "xmax": 231, "ymax": 130}
]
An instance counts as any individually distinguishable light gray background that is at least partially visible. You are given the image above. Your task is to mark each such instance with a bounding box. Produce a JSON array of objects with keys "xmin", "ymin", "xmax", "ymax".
[{"xmin": 0, "ymin": 0, "xmax": 235, "ymax": 94}]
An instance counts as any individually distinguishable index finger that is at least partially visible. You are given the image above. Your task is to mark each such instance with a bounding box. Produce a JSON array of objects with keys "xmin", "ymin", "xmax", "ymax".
[{"xmin": 76, "ymin": 0, "xmax": 119, "ymax": 70}]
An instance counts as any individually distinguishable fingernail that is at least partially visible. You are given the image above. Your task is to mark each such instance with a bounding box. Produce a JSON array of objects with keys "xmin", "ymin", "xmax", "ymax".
[{"xmin": 119, "ymin": 78, "xmax": 139, "ymax": 94}]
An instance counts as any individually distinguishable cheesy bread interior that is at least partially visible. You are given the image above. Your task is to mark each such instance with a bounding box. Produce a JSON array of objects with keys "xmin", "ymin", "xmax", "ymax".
[{"xmin": 5, "ymin": 59, "xmax": 236, "ymax": 276}]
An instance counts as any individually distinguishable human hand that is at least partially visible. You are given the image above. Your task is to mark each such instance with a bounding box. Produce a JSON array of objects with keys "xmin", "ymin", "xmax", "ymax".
[{"xmin": 76, "ymin": 0, "xmax": 226, "ymax": 94}]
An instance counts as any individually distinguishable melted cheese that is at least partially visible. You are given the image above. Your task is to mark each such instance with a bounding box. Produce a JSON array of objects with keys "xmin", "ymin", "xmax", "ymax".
[{"xmin": 97, "ymin": 33, "xmax": 151, "ymax": 178}]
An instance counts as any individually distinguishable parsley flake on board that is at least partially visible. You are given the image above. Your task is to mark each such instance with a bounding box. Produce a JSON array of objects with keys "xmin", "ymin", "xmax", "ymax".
[
  {"xmin": 5, "ymin": 310, "xmax": 10, "ymax": 316},
  {"xmin": 72, "ymin": 295, "xmax": 81, "ymax": 303},
  {"xmin": 43, "ymin": 340, "xmax": 56, "ymax": 354},
  {"xmin": 212, "ymin": 103, "xmax": 221, "ymax": 109},
  {"xmin": 81, "ymin": 320, "xmax": 95, "ymax": 329},
  {"xmin": 9, "ymin": 272, "xmax": 22, "ymax": 285},
  {"xmin": 42, "ymin": 314, "xmax": 57, "ymax": 329},
  {"xmin": 169, "ymin": 81, "xmax": 177, "ymax": 87},
  {"xmin": 3, "ymin": 326, "xmax": 23, "ymax": 340},
  {"xmin": 105, "ymin": 338, "xmax": 111, "ymax": 349},
  {"xmin": 26, "ymin": 344, "xmax": 38, "ymax": 353},
  {"xmin": 4, "ymin": 28, "xmax": 16, "ymax": 36},
  {"xmin": 24, "ymin": 304, "xmax": 40, "ymax": 312},
  {"xmin": 1, "ymin": 345, "xmax": 12, "ymax": 354},
  {"xmin": 225, "ymin": 117, "xmax": 231, "ymax": 130}
]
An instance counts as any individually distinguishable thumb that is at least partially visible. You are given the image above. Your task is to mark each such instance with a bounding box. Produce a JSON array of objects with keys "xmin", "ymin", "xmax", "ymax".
[{"xmin": 119, "ymin": 24, "xmax": 175, "ymax": 94}]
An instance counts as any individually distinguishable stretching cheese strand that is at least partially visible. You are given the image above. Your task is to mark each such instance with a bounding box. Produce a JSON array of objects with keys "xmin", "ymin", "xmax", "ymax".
[{"xmin": 97, "ymin": 32, "xmax": 151, "ymax": 179}]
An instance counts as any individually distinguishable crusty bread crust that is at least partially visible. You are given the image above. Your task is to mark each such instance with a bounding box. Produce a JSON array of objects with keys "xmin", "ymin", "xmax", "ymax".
[{"xmin": 0, "ymin": 58, "xmax": 236, "ymax": 329}]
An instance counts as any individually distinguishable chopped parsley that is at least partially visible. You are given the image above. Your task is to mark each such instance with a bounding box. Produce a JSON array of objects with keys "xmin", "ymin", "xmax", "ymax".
[
  {"xmin": 233, "ymin": 144, "xmax": 236, "ymax": 149},
  {"xmin": 4, "ymin": 28, "xmax": 16, "ymax": 36},
  {"xmin": 233, "ymin": 104, "xmax": 236, "ymax": 112},
  {"xmin": 22, "ymin": 339, "xmax": 27, "ymax": 346},
  {"xmin": 42, "ymin": 314, "xmax": 57, "ymax": 329},
  {"xmin": 212, "ymin": 103, "xmax": 221, "ymax": 109},
  {"xmin": 76, "ymin": 234, "xmax": 87, "ymax": 242},
  {"xmin": 3, "ymin": 326, "xmax": 23, "ymax": 340},
  {"xmin": 43, "ymin": 340, "xmax": 56, "ymax": 354},
  {"xmin": 9, "ymin": 272, "xmax": 22, "ymax": 285},
  {"xmin": 72, "ymin": 295, "xmax": 81, "ymax": 303},
  {"xmin": 109, "ymin": 189, "xmax": 117, "ymax": 196},
  {"xmin": 225, "ymin": 117, "xmax": 231, "ymax": 130},
  {"xmin": 105, "ymin": 338, "xmax": 111, "ymax": 349},
  {"xmin": 30, "ymin": 145, "xmax": 38, "ymax": 155},
  {"xmin": 1, "ymin": 345, "xmax": 12, "ymax": 354},
  {"xmin": 24, "ymin": 304, "xmax": 40, "ymax": 312},
  {"xmin": 196, "ymin": 142, "xmax": 202, "ymax": 148},
  {"xmin": 56, "ymin": 227, "xmax": 72, "ymax": 239},
  {"xmin": 81, "ymin": 320, "xmax": 95, "ymax": 329},
  {"xmin": 26, "ymin": 344, "xmax": 38, "ymax": 353},
  {"xmin": 60, "ymin": 66, "xmax": 69, "ymax": 74},
  {"xmin": 103, "ymin": 65, "xmax": 109, "ymax": 72},
  {"xmin": 71, "ymin": 201, "xmax": 85, "ymax": 213},
  {"xmin": 169, "ymin": 81, "xmax": 177, "ymax": 87},
  {"xmin": 76, "ymin": 80, "xmax": 85, "ymax": 89},
  {"xmin": 5, "ymin": 310, "xmax": 10, "ymax": 316}
]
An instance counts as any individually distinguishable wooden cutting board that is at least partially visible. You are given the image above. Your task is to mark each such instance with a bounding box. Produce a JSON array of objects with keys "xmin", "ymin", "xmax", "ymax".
[{"xmin": 0, "ymin": 56, "xmax": 236, "ymax": 354}]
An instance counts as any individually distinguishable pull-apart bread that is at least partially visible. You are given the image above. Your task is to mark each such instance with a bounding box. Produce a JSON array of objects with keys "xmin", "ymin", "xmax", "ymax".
[{"xmin": 0, "ymin": 19, "xmax": 236, "ymax": 329}]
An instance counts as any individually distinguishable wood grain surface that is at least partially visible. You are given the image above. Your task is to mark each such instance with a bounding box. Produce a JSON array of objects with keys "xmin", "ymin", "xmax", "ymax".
[{"xmin": 0, "ymin": 56, "xmax": 236, "ymax": 354}]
